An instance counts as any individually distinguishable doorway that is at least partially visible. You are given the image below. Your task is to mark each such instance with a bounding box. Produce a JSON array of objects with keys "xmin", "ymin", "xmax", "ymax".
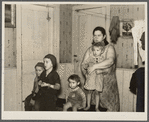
[{"xmin": 72, "ymin": 5, "xmax": 110, "ymax": 86}]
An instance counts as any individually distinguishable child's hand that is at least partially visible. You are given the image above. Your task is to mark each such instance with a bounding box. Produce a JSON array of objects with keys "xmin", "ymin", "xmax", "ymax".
[
  {"xmin": 85, "ymin": 73, "xmax": 88, "ymax": 78},
  {"xmin": 96, "ymin": 70, "xmax": 103, "ymax": 74},
  {"xmin": 38, "ymin": 80, "xmax": 42, "ymax": 86}
]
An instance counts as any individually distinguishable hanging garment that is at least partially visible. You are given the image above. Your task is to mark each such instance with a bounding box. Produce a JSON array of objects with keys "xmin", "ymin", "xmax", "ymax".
[
  {"xmin": 140, "ymin": 32, "xmax": 145, "ymax": 50},
  {"xmin": 109, "ymin": 16, "xmax": 120, "ymax": 44},
  {"xmin": 138, "ymin": 32, "xmax": 145, "ymax": 63},
  {"xmin": 138, "ymin": 36, "xmax": 145, "ymax": 63},
  {"xmin": 129, "ymin": 67, "xmax": 145, "ymax": 112},
  {"xmin": 131, "ymin": 20, "xmax": 145, "ymax": 66}
]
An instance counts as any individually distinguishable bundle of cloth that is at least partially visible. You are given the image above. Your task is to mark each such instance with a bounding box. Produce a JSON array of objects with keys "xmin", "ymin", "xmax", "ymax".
[{"xmin": 131, "ymin": 20, "xmax": 145, "ymax": 66}]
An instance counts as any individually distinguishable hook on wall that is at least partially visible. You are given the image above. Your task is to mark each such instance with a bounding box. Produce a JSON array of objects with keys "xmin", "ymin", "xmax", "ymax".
[
  {"xmin": 46, "ymin": 12, "xmax": 51, "ymax": 21},
  {"xmin": 46, "ymin": 4, "xmax": 51, "ymax": 22}
]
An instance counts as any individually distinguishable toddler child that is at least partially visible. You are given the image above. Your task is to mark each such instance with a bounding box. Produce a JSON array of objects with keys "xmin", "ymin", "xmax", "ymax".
[
  {"xmin": 63, "ymin": 74, "xmax": 86, "ymax": 111},
  {"xmin": 37, "ymin": 54, "xmax": 61, "ymax": 111},
  {"xmin": 24, "ymin": 62, "xmax": 45, "ymax": 111},
  {"xmin": 82, "ymin": 42, "xmax": 108, "ymax": 111}
]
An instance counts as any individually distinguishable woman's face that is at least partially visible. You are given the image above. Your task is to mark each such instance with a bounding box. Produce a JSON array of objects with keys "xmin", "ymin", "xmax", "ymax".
[
  {"xmin": 43, "ymin": 58, "xmax": 53, "ymax": 70},
  {"xmin": 93, "ymin": 30, "xmax": 106, "ymax": 43}
]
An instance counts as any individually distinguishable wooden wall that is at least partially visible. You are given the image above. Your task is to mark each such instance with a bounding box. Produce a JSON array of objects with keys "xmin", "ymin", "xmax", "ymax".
[
  {"xmin": 110, "ymin": 5, "xmax": 145, "ymax": 68},
  {"xmin": 4, "ymin": 68, "xmax": 17, "ymax": 111},
  {"xmin": 4, "ymin": 24, "xmax": 17, "ymax": 110},
  {"xmin": 21, "ymin": 5, "xmax": 54, "ymax": 106},
  {"xmin": 110, "ymin": 5, "xmax": 145, "ymax": 20},
  {"xmin": 4, "ymin": 28, "xmax": 16, "ymax": 68},
  {"xmin": 60, "ymin": 5, "xmax": 72, "ymax": 63},
  {"xmin": 116, "ymin": 68, "xmax": 136, "ymax": 112},
  {"xmin": 114, "ymin": 37, "xmax": 134, "ymax": 69}
]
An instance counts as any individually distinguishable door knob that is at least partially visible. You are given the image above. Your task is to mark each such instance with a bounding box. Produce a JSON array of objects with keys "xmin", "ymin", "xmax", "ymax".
[
  {"xmin": 74, "ymin": 55, "xmax": 77, "ymax": 57},
  {"xmin": 74, "ymin": 55, "xmax": 78, "ymax": 63}
]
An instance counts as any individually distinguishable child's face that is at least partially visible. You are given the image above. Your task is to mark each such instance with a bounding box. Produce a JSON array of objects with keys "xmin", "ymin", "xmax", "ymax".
[
  {"xmin": 43, "ymin": 58, "xmax": 53, "ymax": 70},
  {"xmin": 68, "ymin": 79, "xmax": 80, "ymax": 89},
  {"xmin": 92, "ymin": 46, "xmax": 102, "ymax": 57},
  {"xmin": 35, "ymin": 66, "xmax": 44, "ymax": 77}
]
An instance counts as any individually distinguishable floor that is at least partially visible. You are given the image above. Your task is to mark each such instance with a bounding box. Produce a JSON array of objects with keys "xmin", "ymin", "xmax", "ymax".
[{"xmin": 56, "ymin": 98, "xmax": 107, "ymax": 112}]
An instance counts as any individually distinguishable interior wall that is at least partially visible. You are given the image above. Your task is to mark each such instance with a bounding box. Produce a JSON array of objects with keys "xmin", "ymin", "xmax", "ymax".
[
  {"xmin": 4, "ymin": 68, "xmax": 17, "ymax": 111},
  {"xmin": 59, "ymin": 5, "xmax": 72, "ymax": 63},
  {"xmin": 4, "ymin": 4, "xmax": 144, "ymax": 111},
  {"xmin": 5, "ymin": 28, "xmax": 16, "ymax": 68},
  {"xmin": 21, "ymin": 5, "xmax": 54, "ymax": 106},
  {"xmin": 110, "ymin": 5, "xmax": 145, "ymax": 20},
  {"xmin": 110, "ymin": 5, "xmax": 145, "ymax": 68},
  {"xmin": 116, "ymin": 68, "xmax": 136, "ymax": 112},
  {"xmin": 4, "ymin": 26, "xmax": 17, "ymax": 111}
]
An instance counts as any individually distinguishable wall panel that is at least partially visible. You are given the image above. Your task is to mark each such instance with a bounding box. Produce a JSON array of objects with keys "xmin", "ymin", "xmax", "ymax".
[
  {"xmin": 59, "ymin": 5, "xmax": 72, "ymax": 63},
  {"xmin": 116, "ymin": 69, "xmax": 123, "ymax": 111},
  {"xmin": 111, "ymin": 5, "xmax": 145, "ymax": 68},
  {"xmin": 4, "ymin": 68, "xmax": 17, "ymax": 111},
  {"xmin": 5, "ymin": 28, "xmax": 16, "ymax": 68},
  {"xmin": 116, "ymin": 68, "xmax": 136, "ymax": 112}
]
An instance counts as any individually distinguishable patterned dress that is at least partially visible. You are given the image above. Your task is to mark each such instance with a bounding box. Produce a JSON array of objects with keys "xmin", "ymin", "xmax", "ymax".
[
  {"xmin": 82, "ymin": 44, "xmax": 120, "ymax": 111},
  {"xmin": 82, "ymin": 55, "xmax": 105, "ymax": 92}
]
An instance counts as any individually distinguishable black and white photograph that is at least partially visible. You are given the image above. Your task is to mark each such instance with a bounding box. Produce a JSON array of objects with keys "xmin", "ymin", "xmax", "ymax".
[{"xmin": 1, "ymin": 2, "xmax": 147, "ymax": 120}]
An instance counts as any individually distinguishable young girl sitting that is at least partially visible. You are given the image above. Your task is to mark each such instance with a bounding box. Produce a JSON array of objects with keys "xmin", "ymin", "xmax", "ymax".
[
  {"xmin": 24, "ymin": 62, "xmax": 45, "ymax": 111},
  {"xmin": 63, "ymin": 74, "xmax": 86, "ymax": 111},
  {"xmin": 82, "ymin": 42, "xmax": 108, "ymax": 111},
  {"xmin": 37, "ymin": 54, "xmax": 61, "ymax": 111}
]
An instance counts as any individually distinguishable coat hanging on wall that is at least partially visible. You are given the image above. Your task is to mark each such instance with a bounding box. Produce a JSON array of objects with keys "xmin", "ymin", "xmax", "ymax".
[{"xmin": 109, "ymin": 16, "xmax": 120, "ymax": 44}]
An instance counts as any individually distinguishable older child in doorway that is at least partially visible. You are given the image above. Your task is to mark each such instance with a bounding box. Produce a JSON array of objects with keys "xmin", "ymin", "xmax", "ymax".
[
  {"xmin": 24, "ymin": 62, "xmax": 45, "ymax": 111},
  {"xmin": 82, "ymin": 42, "xmax": 108, "ymax": 111},
  {"xmin": 37, "ymin": 54, "xmax": 61, "ymax": 111},
  {"xmin": 63, "ymin": 74, "xmax": 86, "ymax": 111}
]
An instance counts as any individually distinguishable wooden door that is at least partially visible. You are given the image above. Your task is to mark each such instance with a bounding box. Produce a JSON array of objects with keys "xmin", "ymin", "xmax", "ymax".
[
  {"xmin": 72, "ymin": 5, "xmax": 110, "ymax": 86},
  {"xmin": 21, "ymin": 4, "xmax": 54, "ymax": 107}
]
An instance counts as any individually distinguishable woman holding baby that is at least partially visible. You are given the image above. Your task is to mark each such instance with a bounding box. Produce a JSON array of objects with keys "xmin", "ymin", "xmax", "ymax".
[{"xmin": 81, "ymin": 26, "xmax": 120, "ymax": 112}]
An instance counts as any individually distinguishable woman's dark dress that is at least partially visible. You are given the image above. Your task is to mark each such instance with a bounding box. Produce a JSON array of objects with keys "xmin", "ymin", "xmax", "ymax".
[{"xmin": 38, "ymin": 70, "xmax": 60, "ymax": 111}]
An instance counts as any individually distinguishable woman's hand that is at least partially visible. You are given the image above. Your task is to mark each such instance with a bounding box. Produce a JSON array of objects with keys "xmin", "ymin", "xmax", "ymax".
[
  {"xmin": 87, "ymin": 65, "xmax": 96, "ymax": 74},
  {"xmin": 30, "ymin": 98, "xmax": 35, "ymax": 106},
  {"xmin": 40, "ymin": 82, "xmax": 49, "ymax": 87}
]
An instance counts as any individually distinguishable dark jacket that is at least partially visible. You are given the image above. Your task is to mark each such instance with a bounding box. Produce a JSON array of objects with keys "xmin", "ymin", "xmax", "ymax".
[{"xmin": 129, "ymin": 67, "xmax": 145, "ymax": 112}]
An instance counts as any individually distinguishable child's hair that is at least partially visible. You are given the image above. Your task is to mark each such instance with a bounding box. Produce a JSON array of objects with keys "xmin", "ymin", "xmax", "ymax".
[
  {"xmin": 92, "ymin": 41, "xmax": 105, "ymax": 51},
  {"xmin": 44, "ymin": 54, "xmax": 57, "ymax": 71},
  {"xmin": 35, "ymin": 62, "xmax": 45, "ymax": 69},
  {"xmin": 68, "ymin": 74, "xmax": 81, "ymax": 83}
]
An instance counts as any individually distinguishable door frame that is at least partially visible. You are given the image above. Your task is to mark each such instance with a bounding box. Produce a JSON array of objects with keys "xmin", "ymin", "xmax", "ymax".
[
  {"xmin": 16, "ymin": 4, "xmax": 60, "ymax": 111},
  {"xmin": 72, "ymin": 4, "xmax": 110, "ymax": 73}
]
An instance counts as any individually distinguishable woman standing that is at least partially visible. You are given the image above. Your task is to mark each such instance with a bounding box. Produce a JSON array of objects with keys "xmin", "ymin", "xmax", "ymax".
[{"xmin": 81, "ymin": 26, "xmax": 120, "ymax": 112}]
